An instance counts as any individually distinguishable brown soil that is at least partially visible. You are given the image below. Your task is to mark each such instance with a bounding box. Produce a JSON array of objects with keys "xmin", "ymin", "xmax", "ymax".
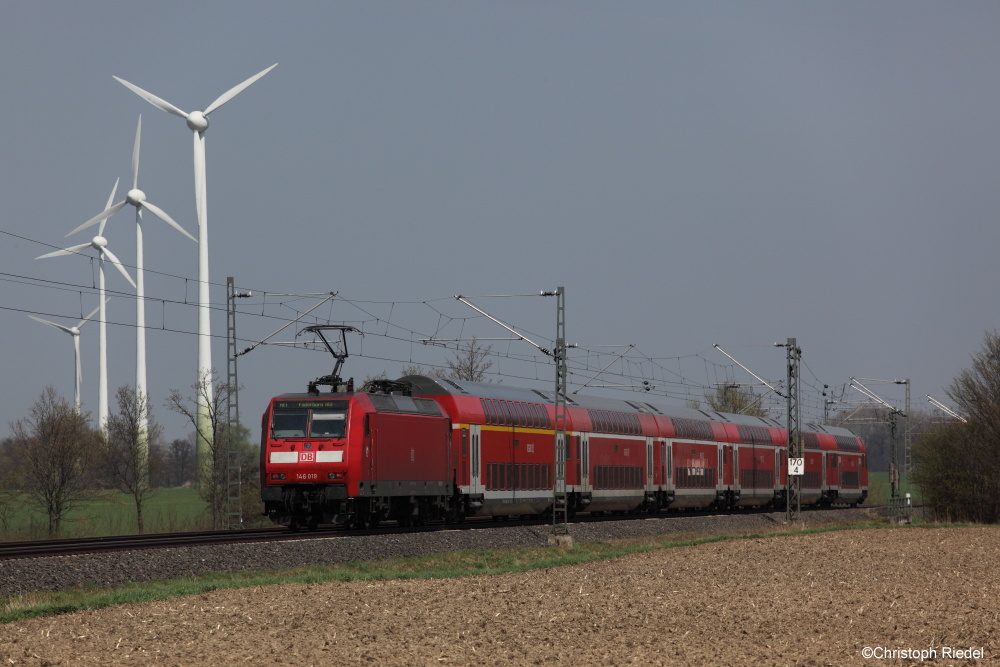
[{"xmin": 1, "ymin": 526, "xmax": 997, "ymax": 666}]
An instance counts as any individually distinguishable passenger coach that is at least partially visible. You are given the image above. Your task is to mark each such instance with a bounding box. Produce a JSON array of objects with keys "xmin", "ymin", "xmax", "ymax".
[{"xmin": 260, "ymin": 375, "xmax": 868, "ymax": 529}]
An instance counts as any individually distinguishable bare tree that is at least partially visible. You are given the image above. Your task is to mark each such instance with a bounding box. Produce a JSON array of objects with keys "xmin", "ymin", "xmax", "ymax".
[
  {"xmin": 103, "ymin": 386, "xmax": 161, "ymax": 533},
  {"xmin": 911, "ymin": 329, "xmax": 1000, "ymax": 522},
  {"xmin": 160, "ymin": 436, "xmax": 196, "ymax": 487},
  {"xmin": 705, "ymin": 384, "xmax": 767, "ymax": 417},
  {"xmin": 400, "ymin": 363, "xmax": 447, "ymax": 380},
  {"xmin": 443, "ymin": 337, "xmax": 494, "ymax": 382},
  {"xmin": 356, "ymin": 370, "xmax": 389, "ymax": 393},
  {"xmin": 0, "ymin": 437, "xmax": 18, "ymax": 536},
  {"xmin": 165, "ymin": 371, "xmax": 241, "ymax": 529},
  {"xmin": 948, "ymin": 329, "xmax": 1000, "ymax": 440},
  {"xmin": 8, "ymin": 386, "xmax": 99, "ymax": 535}
]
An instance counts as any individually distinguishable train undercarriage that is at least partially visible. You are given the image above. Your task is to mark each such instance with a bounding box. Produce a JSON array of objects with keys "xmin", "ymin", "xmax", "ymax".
[{"xmin": 263, "ymin": 483, "xmax": 867, "ymax": 531}]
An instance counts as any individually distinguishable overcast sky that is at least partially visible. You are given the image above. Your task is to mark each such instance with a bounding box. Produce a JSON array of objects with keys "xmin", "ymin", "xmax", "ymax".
[{"xmin": 2, "ymin": 2, "xmax": 997, "ymax": 442}]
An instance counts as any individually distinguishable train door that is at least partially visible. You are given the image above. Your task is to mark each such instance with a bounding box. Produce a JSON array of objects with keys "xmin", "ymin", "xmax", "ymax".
[
  {"xmin": 367, "ymin": 416, "xmax": 376, "ymax": 484},
  {"xmin": 775, "ymin": 449, "xmax": 782, "ymax": 495},
  {"xmin": 666, "ymin": 441, "xmax": 672, "ymax": 485},
  {"xmin": 733, "ymin": 446, "xmax": 740, "ymax": 490},
  {"xmin": 554, "ymin": 431, "xmax": 566, "ymax": 497},
  {"xmin": 660, "ymin": 440, "xmax": 670, "ymax": 486},
  {"xmin": 579, "ymin": 433, "xmax": 590, "ymax": 491},
  {"xmin": 469, "ymin": 424, "xmax": 483, "ymax": 496},
  {"xmin": 717, "ymin": 446, "xmax": 724, "ymax": 487},
  {"xmin": 646, "ymin": 437, "xmax": 654, "ymax": 490}
]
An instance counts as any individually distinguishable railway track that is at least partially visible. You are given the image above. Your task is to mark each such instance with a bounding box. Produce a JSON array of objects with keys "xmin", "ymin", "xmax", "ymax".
[
  {"xmin": 0, "ymin": 504, "xmax": 882, "ymax": 561},
  {"xmin": 0, "ymin": 527, "xmax": 309, "ymax": 560}
]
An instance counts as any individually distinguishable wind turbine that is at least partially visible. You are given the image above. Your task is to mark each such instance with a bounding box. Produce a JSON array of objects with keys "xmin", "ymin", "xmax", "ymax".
[
  {"xmin": 69, "ymin": 115, "xmax": 196, "ymax": 442},
  {"xmin": 29, "ymin": 300, "xmax": 107, "ymax": 412},
  {"xmin": 113, "ymin": 63, "xmax": 277, "ymax": 465},
  {"xmin": 38, "ymin": 181, "xmax": 135, "ymax": 434}
]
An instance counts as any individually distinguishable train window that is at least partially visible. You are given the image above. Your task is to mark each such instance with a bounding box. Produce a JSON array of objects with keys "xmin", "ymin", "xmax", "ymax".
[
  {"xmin": 482, "ymin": 399, "xmax": 496, "ymax": 425},
  {"xmin": 496, "ymin": 401, "xmax": 511, "ymax": 426},
  {"xmin": 271, "ymin": 409, "xmax": 307, "ymax": 438},
  {"xmin": 310, "ymin": 410, "xmax": 347, "ymax": 438},
  {"xmin": 529, "ymin": 403, "xmax": 542, "ymax": 428},
  {"xmin": 512, "ymin": 402, "xmax": 527, "ymax": 427}
]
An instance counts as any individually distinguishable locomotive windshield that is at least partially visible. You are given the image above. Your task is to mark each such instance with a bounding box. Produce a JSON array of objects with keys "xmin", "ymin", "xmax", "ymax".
[
  {"xmin": 271, "ymin": 400, "xmax": 349, "ymax": 439},
  {"xmin": 310, "ymin": 410, "xmax": 347, "ymax": 437}
]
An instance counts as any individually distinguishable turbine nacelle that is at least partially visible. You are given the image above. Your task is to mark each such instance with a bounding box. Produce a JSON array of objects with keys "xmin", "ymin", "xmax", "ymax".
[
  {"xmin": 126, "ymin": 188, "xmax": 146, "ymax": 206},
  {"xmin": 186, "ymin": 111, "xmax": 209, "ymax": 133},
  {"xmin": 91, "ymin": 235, "xmax": 108, "ymax": 249}
]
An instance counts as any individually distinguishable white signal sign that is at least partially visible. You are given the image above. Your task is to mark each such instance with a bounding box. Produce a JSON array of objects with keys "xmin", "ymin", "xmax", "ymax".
[{"xmin": 788, "ymin": 458, "xmax": 805, "ymax": 476}]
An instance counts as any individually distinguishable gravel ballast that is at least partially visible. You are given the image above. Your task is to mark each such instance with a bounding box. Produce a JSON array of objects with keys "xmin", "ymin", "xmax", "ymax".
[{"xmin": 0, "ymin": 508, "xmax": 877, "ymax": 597}]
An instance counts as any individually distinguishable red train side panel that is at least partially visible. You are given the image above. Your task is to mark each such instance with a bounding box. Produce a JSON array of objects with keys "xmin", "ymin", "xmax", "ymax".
[{"xmin": 260, "ymin": 376, "xmax": 869, "ymax": 529}]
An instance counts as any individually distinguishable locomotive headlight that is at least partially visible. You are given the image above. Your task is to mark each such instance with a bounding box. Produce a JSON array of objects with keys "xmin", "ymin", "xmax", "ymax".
[
  {"xmin": 271, "ymin": 473, "xmax": 286, "ymax": 480},
  {"xmin": 328, "ymin": 472, "xmax": 344, "ymax": 480}
]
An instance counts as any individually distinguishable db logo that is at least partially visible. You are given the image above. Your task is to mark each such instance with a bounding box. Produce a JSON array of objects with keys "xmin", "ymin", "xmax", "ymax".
[{"xmin": 298, "ymin": 451, "xmax": 316, "ymax": 463}]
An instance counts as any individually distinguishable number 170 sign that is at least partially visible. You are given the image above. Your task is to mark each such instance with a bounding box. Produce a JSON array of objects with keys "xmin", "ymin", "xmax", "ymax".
[{"xmin": 788, "ymin": 458, "xmax": 805, "ymax": 476}]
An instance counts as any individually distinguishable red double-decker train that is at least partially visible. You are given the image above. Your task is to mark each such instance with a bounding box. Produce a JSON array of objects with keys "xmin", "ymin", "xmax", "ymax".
[{"xmin": 260, "ymin": 374, "xmax": 868, "ymax": 530}]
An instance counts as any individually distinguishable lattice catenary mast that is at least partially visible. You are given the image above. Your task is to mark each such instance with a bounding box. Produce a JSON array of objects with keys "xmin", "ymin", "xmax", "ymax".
[{"xmin": 784, "ymin": 338, "xmax": 802, "ymax": 523}]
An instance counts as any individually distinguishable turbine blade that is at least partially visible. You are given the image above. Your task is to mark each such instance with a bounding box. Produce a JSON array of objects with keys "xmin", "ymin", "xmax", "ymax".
[
  {"xmin": 29, "ymin": 315, "xmax": 73, "ymax": 334},
  {"xmin": 204, "ymin": 63, "xmax": 277, "ymax": 116},
  {"xmin": 78, "ymin": 299, "xmax": 108, "ymax": 327},
  {"xmin": 37, "ymin": 243, "xmax": 91, "ymax": 259},
  {"xmin": 105, "ymin": 177, "xmax": 120, "ymax": 210},
  {"xmin": 113, "ymin": 75, "xmax": 189, "ymax": 119},
  {"xmin": 132, "ymin": 115, "xmax": 141, "ymax": 189},
  {"xmin": 67, "ymin": 200, "xmax": 127, "ymax": 237},
  {"xmin": 141, "ymin": 201, "xmax": 197, "ymax": 242},
  {"xmin": 101, "ymin": 247, "xmax": 137, "ymax": 288}
]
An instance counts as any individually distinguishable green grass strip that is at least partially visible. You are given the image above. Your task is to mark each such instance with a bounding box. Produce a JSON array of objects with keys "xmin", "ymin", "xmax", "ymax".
[{"xmin": 0, "ymin": 519, "xmax": 952, "ymax": 624}]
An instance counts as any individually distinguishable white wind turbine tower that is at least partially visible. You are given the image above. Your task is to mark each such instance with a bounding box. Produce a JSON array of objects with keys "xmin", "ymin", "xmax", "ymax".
[
  {"xmin": 28, "ymin": 300, "xmax": 106, "ymax": 412},
  {"xmin": 38, "ymin": 181, "xmax": 136, "ymax": 434},
  {"xmin": 113, "ymin": 63, "xmax": 277, "ymax": 465},
  {"xmin": 69, "ymin": 115, "xmax": 196, "ymax": 444}
]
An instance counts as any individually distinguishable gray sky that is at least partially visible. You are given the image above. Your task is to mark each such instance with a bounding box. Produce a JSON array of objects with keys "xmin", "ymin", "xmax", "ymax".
[{"xmin": 2, "ymin": 2, "xmax": 997, "ymax": 442}]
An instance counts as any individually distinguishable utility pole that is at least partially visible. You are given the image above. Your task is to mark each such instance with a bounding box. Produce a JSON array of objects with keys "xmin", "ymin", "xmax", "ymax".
[
  {"xmin": 226, "ymin": 278, "xmax": 252, "ymax": 529},
  {"xmin": 551, "ymin": 287, "xmax": 569, "ymax": 537},
  {"xmin": 902, "ymin": 379, "xmax": 911, "ymax": 476},
  {"xmin": 849, "ymin": 377, "xmax": 908, "ymax": 499},
  {"xmin": 784, "ymin": 338, "xmax": 802, "ymax": 523},
  {"xmin": 713, "ymin": 341, "xmax": 800, "ymax": 519},
  {"xmin": 450, "ymin": 290, "xmax": 572, "ymax": 540}
]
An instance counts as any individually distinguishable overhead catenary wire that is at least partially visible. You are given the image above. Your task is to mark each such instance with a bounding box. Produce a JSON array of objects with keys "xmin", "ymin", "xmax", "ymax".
[{"xmin": 6, "ymin": 229, "xmax": 846, "ymax": 423}]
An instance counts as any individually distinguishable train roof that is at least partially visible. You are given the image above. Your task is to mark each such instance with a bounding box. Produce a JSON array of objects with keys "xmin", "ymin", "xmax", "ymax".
[{"xmin": 396, "ymin": 375, "xmax": 859, "ymax": 439}]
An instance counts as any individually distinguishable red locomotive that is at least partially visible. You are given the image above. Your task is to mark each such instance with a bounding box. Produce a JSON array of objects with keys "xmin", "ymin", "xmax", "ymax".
[{"xmin": 260, "ymin": 372, "xmax": 868, "ymax": 530}]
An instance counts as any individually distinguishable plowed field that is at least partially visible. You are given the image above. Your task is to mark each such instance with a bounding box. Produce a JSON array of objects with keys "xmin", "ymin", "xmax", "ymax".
[{"xmin": 1, "ymin": 526, "xmax": 997, "ymax": 666}]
